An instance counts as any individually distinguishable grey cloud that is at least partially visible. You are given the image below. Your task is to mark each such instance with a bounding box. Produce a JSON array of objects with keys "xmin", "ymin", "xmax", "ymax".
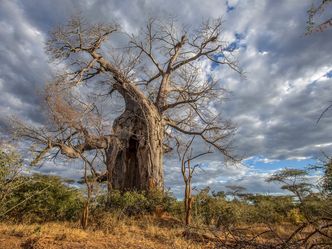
[
  {"xmin": 214, "ymin": 1, "xmax": 332, "ymax": 160},
  {"xmin": 0, "ymin": 0, "xmax": 52, "ymax": 126}
]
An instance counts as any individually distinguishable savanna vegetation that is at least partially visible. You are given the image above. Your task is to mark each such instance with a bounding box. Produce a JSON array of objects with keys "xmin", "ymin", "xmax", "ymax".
[
  {"xmin": 1, "ymin": 142, "xmax": 331, "ymax": 248},
  {"xmin": 1, "ymin": 1, "xmax": 332, "ymax": 248}
]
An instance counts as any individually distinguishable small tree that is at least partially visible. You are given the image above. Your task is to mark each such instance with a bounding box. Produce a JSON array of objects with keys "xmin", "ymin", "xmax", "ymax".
[
  {"xmin": 79, "ymin": 151, "xmax": 103, "ymax": 229},
  {"xmin": 266, "ymin": 168, "xmax": 312, "ymax": 202},
  {"xmin": 181, "ymin": 136, "xmax": 211, "ymax": 226}
]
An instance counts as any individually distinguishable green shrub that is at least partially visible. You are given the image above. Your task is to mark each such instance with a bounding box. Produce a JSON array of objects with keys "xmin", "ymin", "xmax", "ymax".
[
  {"xmin": 3, "ymin": 174, "xmax": 83, "ymax": 223},
  {"xmin": 244, "ymin": 195, "xmax": 295, "ymax": 224},
  {"xmin": 287, "ymin": 208, "xmax": 305, "ymax": 224},
  {"xmin": 109, "ymin": 190, "xmax": 149, "ymax": 215},
  {"xmin": 0, "ymin": 145, "xmax": 24, "ymax": 216},
  {"xmin": 192, "ymin": 188, "xmax": 241, "ymax": 226},
  {"xmin": 301, "ymin": 194, "xmax": 331, "ymax": 219},
  {"xmin": 191, "ymin": 190, "xmax": 299, "ymax": 226},
  {"xmin": 99, "ymin": 189, "xmax": 178, "ymax": 216}
]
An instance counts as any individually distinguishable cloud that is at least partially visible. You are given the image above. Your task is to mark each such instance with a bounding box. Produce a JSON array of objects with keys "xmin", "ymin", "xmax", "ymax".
[
  {"xmin": 0, "ymin": 0, "xmax": 52, "ymax": 129},
  {"xmin": 213, "ymin": 0, "xmax": 332, "ymax": 161},
  {"xmin": 1, "ymin": 0, "xmax": 331, "ymax": 196}
]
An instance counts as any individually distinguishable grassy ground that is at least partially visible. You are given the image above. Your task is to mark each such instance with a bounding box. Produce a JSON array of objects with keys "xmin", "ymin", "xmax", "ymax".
[
  {"xmin": 0, "ymin": 216, "xmax": 214, "ymax": 249},
  {"xmin": 0, "ymin": 215, "xmax": 306, "ymax": 249}
]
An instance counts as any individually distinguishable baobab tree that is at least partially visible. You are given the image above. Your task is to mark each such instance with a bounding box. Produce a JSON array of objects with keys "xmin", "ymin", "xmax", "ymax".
[{"xmin": 13, "ymin": 16, "xmax": 240, "ymax": 192}]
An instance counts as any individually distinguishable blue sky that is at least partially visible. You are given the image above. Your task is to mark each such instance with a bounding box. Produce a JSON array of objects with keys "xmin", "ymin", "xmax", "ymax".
[
  {"xmin": 245, "ymin": 157, "xmax": 317, "ymax": 172},
  {"xmin": 0, "ymin": 0, "xmax": 332, "ymax": 197}
]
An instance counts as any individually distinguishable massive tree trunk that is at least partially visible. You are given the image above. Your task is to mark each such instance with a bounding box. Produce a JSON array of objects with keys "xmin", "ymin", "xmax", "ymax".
[{"xmin": 105, "ymin": 82, "xmax": 164, "ymax": 191}]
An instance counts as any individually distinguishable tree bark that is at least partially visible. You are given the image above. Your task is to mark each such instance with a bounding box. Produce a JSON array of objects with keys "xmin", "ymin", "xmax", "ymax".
[{"xmin": 105, "ymin": 82, "xmax": 164, "ymax": 191}]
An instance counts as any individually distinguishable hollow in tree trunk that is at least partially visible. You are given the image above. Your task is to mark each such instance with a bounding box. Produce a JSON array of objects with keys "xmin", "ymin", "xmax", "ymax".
[{"xmin": 106, "ymin": 83, "xmax": 164, "ymax": 191}]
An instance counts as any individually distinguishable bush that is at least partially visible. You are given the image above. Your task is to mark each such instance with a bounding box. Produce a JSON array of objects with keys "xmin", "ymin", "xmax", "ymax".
[
  {"xmin": 301, "ymin": 193, "xmax": 332, "ymax": 219},
  {"xmin": 190, "ymin": 189, "xmax": 301, "ymax": 226},
  {"xmin": 192, "ymin": 188, "xmax": 240, "ymax": 226},
  {"xmin": 0, "ymin": 144, "xmax": 24, "ymax": 216},
  {"xmin": 108, "ymin": 190, "xmax": 149, "ymax": 215},
  {"xmin": 98, "ymin": 189, "xmax": 178, "ymax": 216},
  {"xmin": 244, "ymin": 195, "xmax": 295, "ymax": 224},
  {"xmin": 287, "ymin": 208, "xmax": 305, "ymax": 224},
  {"xmin": 3, "ymin": 174, "xmax": 83, "ymax": 223}
]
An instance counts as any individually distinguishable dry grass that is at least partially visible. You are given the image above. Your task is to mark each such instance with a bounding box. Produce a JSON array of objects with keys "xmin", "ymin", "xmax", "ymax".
[
  {"xmin": 0, "ymin": 215, "xmax": 319, "ymax": 249},
  {"xmin": 0, "ymin": 215, "xmax": 215, "ymax": 249}
]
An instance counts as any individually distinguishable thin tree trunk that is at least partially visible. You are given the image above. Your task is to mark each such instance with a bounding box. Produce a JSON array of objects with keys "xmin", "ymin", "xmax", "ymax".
[
  {"xmin": 184, "ymin": 182, "xmax": 192, "ymax": 226},
  {"xmin": 81, "ymin": 201, "xmax": 89, "ymax": 230}
]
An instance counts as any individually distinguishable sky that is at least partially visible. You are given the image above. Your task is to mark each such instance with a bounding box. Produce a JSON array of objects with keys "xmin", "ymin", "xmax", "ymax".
[{"xmin": 0, "ymin": 0, "xmax": 332, "ymax": 197}]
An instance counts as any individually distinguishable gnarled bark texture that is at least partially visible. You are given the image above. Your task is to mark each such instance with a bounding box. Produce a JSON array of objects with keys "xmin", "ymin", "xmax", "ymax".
[{"xmin": 106, "ymin": 82, "xmax": 164, "ymax": 191}]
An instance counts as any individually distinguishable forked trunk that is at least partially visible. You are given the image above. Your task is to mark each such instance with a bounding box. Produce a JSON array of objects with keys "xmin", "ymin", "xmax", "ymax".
[{"xmin": 105, "ymin": 83, "xmax": 164, "ymax": 191}]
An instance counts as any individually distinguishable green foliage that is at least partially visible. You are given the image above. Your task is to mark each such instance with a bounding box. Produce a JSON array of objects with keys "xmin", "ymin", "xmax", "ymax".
[
  {"xmin": 192, "ymin": 188, "xmax": 243, "ymax": 227},
  {"xmin": 266, "ymin": 167, "xmax": 332, "ymax": 226},
  {"xmin": 99, "ymin": 189, "xmax": 178, "ymax": 216},
  {"xmin": 245, "ymin": 195, "xmax": 294, "ymax": 224},
  {"xmin": 287, "ymin": 208, "xmax": 305, "ymax": 225},
  {"xmin": 1, "ymin": 144, "xmax": 330, "ymax": 230},
  {"xmin": 182, "ymin": 184, "xmax": 330, "ymax": 228},
  {"xmin": 267, "ymin": 168, "xmax": 312, "ymax": 199},
  {"xmin": 322, "ymin": 159, "xmax": 332, "ymax": 194},
  {"xmin": 267, "ymin": 168, "xmax": 308, "ymax": 182},
  {"xmin": 107, "ymin": 190, "xmax": 149, "ymax": 216},
  {"xmin": 301, "ymin": 193, "xmax": 332, "ymax": 219},
  {"xmin": 3, "ymin": 174, "xmax": 83, "ymax": 223},
  {"xmin": 0, "ymin": 144, "xmax": 24, "ymax": 216},
  {"xmin": 189, "ymin": 187, "xmax": 301, "ymax": 226}
]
